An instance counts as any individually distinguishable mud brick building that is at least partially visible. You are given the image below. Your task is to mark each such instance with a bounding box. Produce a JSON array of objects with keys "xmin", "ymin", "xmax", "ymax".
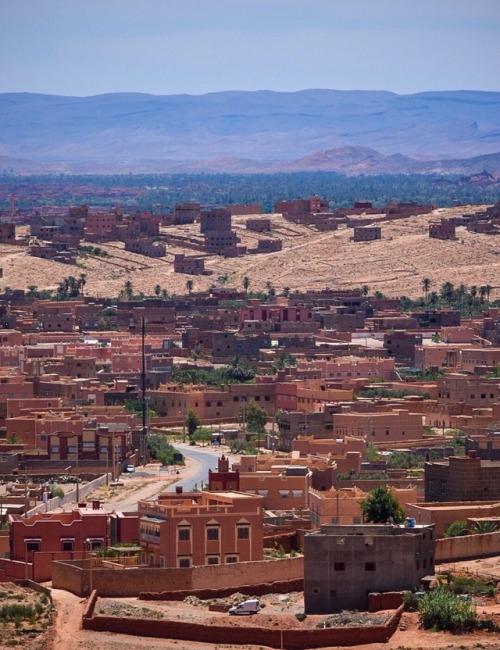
[{"xmin": 138, "ymin": 490, "xmax": 263, "ymax": 568}]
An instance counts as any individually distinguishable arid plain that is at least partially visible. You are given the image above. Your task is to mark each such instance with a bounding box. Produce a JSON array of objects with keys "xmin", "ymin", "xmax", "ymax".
[{"xmin": 1, "ymin": 205, "xmax": 499, "ymax": 300}]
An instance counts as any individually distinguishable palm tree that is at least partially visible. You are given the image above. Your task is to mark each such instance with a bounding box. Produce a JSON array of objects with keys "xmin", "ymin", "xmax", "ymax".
[
  {"xmin": 266, "ymin": 281, "xmax": 275, "ymax": 300},
  {"xmin": 123, "ymin": 280, "xmax": 133, "ymax": 300},
  {"xmin": 479, "ymin": 286, "xmax": 487, "ymax": 303},
  {"xmin": 485, "ymin": 284, "xmax": 492, "ymax": 301},
  {"xmin": 282, "ymin": 286, "xmax": 291, "ymax": 298},
  {"xmin": 78, "ymin": 273, "xmax": 87, "ymax": 296},
  {"xmin": 361, "ymin": 284, "xmax": 369, "ymax": 297},
  {"xmin": 27, "ymin": 285, "xmax": 38, "ymax": 298},
  {"xmin": 242, "ymin": 276, "xmax": 250, "ymax": 294},
  {"xmin": 186, "ymin": 279, "xmax": 194, "ymax": 294},
  {"xmin": 154, "ymin": 284, "xmax": 161, "ymax": 297},
  {"xmin": 440, "ymin": 281, "xmax": 454, "ymax": 304},
  {"xmin": 422, "ymin": 277, "xmax": 431, "ymax": 303}
]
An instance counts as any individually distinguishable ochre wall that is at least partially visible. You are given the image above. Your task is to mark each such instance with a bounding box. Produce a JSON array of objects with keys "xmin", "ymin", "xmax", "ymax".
[
  {"xmin": 53, "ymin": 556, "xmax": 304, "ymax": 597},
  {"xmin": 83, "ymin": 606, "xmax": 403, "ymax": 649},
  {"xmin": 436, "ymin": 530, "xmax": 500, "ymax": 562}
]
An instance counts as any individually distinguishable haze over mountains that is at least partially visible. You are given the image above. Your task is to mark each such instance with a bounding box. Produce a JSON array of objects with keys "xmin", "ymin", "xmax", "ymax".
[{"xmin": 1, "ymin": 89, "xmax": 499, "ymax": 175}]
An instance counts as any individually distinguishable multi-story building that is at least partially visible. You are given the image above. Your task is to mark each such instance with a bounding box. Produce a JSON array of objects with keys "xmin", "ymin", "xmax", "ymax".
[
  {"xmin": 173, "ymin": 203, "xmax": 201, "ymax": 225},
  {"xmin": 353, "ymin": 226, "xmax": 381, "ymax": 242},
  {"xmin": 138, "ymin": 490, "xmax": 263, "ymax": 568},
  {"xmin": 429, "ymin": 220, "xmax": 456, "ymax": 240},
  {"xmin": 424, "ymin": 453, "xmax": 500, "ymax": 502},
  {"xmin": 304, "ymin": 523, "xmax": 435, "ymax": 613},
  {"xmin": 308, "ymin": 485, "xmax": 418, "ymax": 528},
  {"xmin": 333, "ymin": 409, "xmax": 423, "ymax": 443}
]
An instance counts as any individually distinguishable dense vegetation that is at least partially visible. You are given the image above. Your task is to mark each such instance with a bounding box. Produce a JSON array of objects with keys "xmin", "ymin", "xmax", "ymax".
[
  {"xmin": 147, "ymin": 433, "xmax": 182, "ymax": 466},
  {"xmin": 1, "ymin": 172, "xmax": 498, "ymax": 212}
]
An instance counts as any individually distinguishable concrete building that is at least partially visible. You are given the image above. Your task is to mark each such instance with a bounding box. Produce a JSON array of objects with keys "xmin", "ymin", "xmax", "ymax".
[
  {"xmin": 424, "ymin": 454, "xmax": 500, "ymax": 502},
  {"xmin": 246, "ymin": 218, "xmax": 271, "ymax": 232},
  {"xmin": 138, "ymin": 490, "xmax": 263, "ymax": 568},
  {"xmin": 353, "ymin": 226, "xmax": 381, "ymax": 242},
  {"xmin": 173, "ymin": 254, "xmax": 205, "ymax": 275},
  {"xmin": 304, "ymin": 523, "xmax": 435, "ymax": 613},
  {"xmin": 173, "ymin": 203, "xmax": 201, "ymax": 225},
  {"xmin": 429, "ymin": 221, "xmax": 456, "ymax": 240}
]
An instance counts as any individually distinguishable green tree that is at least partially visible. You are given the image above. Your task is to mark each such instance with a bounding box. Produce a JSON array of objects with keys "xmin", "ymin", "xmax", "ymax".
[
  {"xmin": 192, "ymin": 426, "xmax": 212, "ymax": 447},
  {"xmin": 360, "ymin": 486, "xmax": 405, "ymax": 524},
  {"xmin": 361, "ymin": 284, "xmax": 369, "ymax": 296},
  {"xmin": 443, "ymin": 520, "xmax": 468, "ymax": 538},
  {"xmin": 243, "ymin": 276, "xmax": 250, "ymax": 294},
  {"xmin": 365, "ymin": 444, "xmax": 381, "ymax": 462},
  {"xmin": 422, "ymin": 277, "xmax": 431, "ymax": 302},
  {"xmin": 243, "ymin": 399, "xmax": 267, "ymax": 435},
  {"xmin": 387, "ymin": 451, "xmax": 424, "ymax": 469},
  {"xmin": 265, "ymin": 281, "xmax": 276, "ymax": 301},
  {"xmin": 154, "ymin": 284, "xmax": 162, "ymax": 296},
  {"xmin": 123, "ymin": 280, "xmax": 133, "ymax": 300},
  {"xmin": 185, "ymin": 408, "xmax": 201, "ymax": 437}
]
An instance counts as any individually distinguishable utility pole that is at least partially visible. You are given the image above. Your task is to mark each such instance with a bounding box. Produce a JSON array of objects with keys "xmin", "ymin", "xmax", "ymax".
[{"xmin": 141, "ymin": 317, "xmax": 147, "ymax": 465}]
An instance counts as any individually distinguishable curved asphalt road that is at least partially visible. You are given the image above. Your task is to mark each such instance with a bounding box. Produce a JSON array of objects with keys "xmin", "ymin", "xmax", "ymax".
[{"xmin": 166, "ymin": 444, "xmax": 221, "ymax": 492}]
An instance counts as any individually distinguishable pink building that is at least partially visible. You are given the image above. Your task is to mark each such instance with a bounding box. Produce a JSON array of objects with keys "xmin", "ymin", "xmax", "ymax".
[{"xmin": 138, "ymin": 490, "xmax": 263, "ymax": 568}]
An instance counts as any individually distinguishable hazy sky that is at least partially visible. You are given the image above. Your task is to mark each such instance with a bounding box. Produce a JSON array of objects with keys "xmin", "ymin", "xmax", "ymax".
[{"xmin": 1, "ymin": 0, "xmax": 498, "ymax": 97}]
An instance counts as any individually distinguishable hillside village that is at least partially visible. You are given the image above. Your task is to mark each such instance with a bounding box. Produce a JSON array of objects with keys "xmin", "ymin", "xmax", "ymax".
[{"xmin": 0, "ymin": 196, "xmax": 500, "ymax": 647}]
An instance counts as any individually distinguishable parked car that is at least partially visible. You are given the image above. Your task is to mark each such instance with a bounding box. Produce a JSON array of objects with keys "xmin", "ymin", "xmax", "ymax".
[
  {"xmin": 125, "ymin": 465, "xmax": 136, "ymax": 473},
  {"xmin": 228, "ymin": 599, "xmax": 260, "ymax": 615}
]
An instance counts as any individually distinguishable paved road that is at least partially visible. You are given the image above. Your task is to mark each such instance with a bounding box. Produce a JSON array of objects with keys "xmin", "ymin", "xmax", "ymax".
[
  {"xmin": 166, "ymin": 443, "xmax": 221, "ymax": 492},
  {"xmin": 95, "ymin": 444, "xmax": 230, "ymax": 512}
]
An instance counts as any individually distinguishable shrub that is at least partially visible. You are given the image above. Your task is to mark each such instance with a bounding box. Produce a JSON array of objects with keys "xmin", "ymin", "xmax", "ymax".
[
  {"xmin": 418, "ymin": 588, "xmax": 477, "ymax": 632},
  {"xmin": 295, "ymin": 612, "xmax": 307, "ymax": 622}
]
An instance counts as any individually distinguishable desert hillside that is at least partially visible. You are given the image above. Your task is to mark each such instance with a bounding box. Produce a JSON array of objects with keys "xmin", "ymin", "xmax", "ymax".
[{"xmin": 1, "ymin": 205, "xmax": 499, "ymax": 300}]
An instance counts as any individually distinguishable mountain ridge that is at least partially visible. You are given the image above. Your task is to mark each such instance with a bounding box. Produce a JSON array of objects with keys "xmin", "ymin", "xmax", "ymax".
[{"xmin": 1, "ymin": 89, "xmax": 500, "ymax": 174}]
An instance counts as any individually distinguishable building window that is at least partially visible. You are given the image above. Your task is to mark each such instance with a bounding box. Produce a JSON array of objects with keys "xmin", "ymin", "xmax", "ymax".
[
  {"xmin": 353, "ymin": 516, "xmax": 361, "ymax": 524},
  {"xmin": 179, "ymin": 558, "xmax": 191, "ymax": 568},
  {"xmin": 207, "ymin": 557, "xmax": 219, "ymax": 565},
  {"xmin": 25, "ymin": 539, "xmax": 41, "ymax": 552},
  {"xmin": 334, "ymin": 562, "xmax": 345, "ymax": 571},
  {"xmin": 440, "ymin": 482, "xmax": 446, "ymax": 494},
  {"xmin": 61, "ymin": 539, "xmax": 74, "ymax": 552},
  {"xmin": 237, "ymin": 526, "xmax": 249, "ymax": 539},
  {"xmin": 206, "ymin": 527, "xmax": 219, "ymax": 541},
  {"xmin": 226, "ymin": 556, "xmax": 238, "ymax": 564},
  {"xmin": 428, "ymin": 481, "xmax": 434, "ymax": 493},
  {"xmin": 178, "ymin": 527, "xmax": 190, "ymax": 542},
  {"xmin": 365, "ymin": 562, "xmax": 376, "ymax": 571}
]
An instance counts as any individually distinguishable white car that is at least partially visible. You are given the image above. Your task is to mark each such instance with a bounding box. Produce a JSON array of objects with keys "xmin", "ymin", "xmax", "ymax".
[{"xmin": 125, "ymin": 465, "xmax": 136, "ymax": 473}]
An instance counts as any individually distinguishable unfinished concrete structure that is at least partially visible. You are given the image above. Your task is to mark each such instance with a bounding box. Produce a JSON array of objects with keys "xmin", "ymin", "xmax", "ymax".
[
  {"xmin": 429, "ymin": 220, "xmax": 456, "ymax": 240},
  {"xmin": 304, "ymin": 523, "xmax": 435, "ymax": 613},
  {"xmin": 353, "ymin": 226, "xmax": 381, "ymax": 242}
]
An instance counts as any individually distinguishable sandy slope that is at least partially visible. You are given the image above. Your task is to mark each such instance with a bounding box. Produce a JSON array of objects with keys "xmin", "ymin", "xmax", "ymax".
[{"xmin": 1, "ymin": 206, "xmax": 499, "ymax": 300}]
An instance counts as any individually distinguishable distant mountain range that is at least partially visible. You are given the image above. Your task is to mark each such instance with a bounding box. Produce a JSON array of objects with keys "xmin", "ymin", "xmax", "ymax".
[{"xmin": 1, "ymin": 89, "xmax": 500, "ymax": 175}]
